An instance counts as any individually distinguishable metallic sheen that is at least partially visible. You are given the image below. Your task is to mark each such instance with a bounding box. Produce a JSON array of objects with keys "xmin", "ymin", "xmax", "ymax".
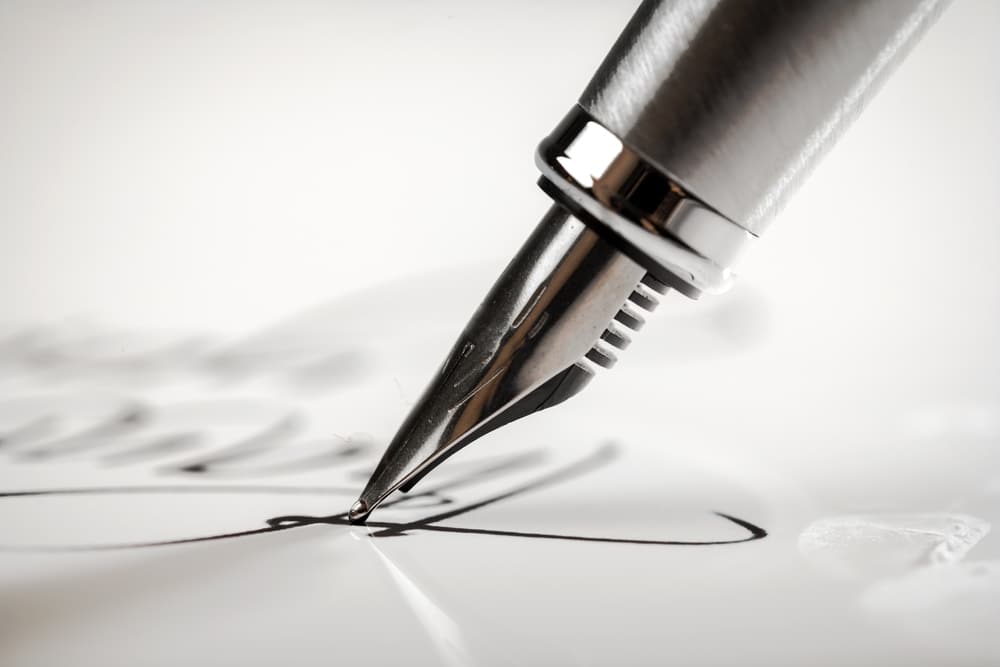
[
  {"xmin": 349, "ymin": 0, "xmax": 947, "ymax": 522},
  {"xmin": 580, "ymin": 0, "xmax": 947, "ymax": 234},
  {"xmin": 537, "ymin": 106, "xmax": 753, "ymax": 295},
  {"xmin": 350, "ymin": 205, "xmax": 663, "ymax": 520}
]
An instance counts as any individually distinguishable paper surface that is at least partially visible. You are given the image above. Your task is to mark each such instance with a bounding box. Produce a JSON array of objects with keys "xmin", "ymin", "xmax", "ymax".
[
  {"xmin": 2, "ymin": 1, "xmax": 999, "ymax": 665},
  {"xmin": 1, "ymin": 270, "xmax": 998, "ymax": 666}
]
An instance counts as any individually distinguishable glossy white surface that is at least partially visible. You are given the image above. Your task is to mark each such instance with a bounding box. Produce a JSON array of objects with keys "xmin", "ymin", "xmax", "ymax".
[{"xmin": 1, "ymin": 2, "xmax": 999, "ymax": 665}]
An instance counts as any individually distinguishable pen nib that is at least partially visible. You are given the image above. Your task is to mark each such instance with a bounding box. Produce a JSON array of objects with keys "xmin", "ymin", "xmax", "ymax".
[
  {"xmin": 348, "ymin": 500, "xmax": 370, "ymax": 524},
  {"xmin": 349, "ymin": 204, "xmax": 666, "ymax": 522}
]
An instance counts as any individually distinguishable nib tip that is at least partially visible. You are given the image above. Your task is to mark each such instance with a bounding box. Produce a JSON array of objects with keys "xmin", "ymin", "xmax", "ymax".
[{"xmin": 348, "ymin": 500, "xmax": 370, "ymax": 524}]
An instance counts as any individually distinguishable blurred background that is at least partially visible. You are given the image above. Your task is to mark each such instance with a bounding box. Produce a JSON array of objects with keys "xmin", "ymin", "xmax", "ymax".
[{"xmin": 0, "ymin": 0, "xmax": 993, "ymax": 334}]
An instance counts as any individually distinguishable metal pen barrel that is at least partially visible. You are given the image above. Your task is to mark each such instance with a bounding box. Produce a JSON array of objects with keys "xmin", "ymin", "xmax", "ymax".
[
  {"xmin": 350, "ymin": 0, "xmax": 948, "ymax": 521},
  {"xmin": 539, "ymin": 0, "xmax": 947, "ymax": 295}
]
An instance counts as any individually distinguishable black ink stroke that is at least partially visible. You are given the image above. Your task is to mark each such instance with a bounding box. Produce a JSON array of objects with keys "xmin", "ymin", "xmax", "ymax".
[
  {"xmin": 14, "ymin": 402, "xmax": 148, "ymax": 460},
  {"xmin": 0, "ymin": 396, "xmax": 371, "ymax": 478},
  {"xmin": 0, "ymin": 444, "xmax": 766, "ymax": 552},
  {"xmin": 170, "ymin": 414, "xmax": 302, "ymax": 474},
  {"xmin": 101, "ymin": 433, "xmax": 201, "ymax": 466}
]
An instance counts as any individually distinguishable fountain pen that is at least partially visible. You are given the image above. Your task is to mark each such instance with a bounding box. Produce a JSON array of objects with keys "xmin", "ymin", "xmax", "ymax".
[{"xmin": 348, "ymin": 0, "xmax": 947, "ymax": 523}]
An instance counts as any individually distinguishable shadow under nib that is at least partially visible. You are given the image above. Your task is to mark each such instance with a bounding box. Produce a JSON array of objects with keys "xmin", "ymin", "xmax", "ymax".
[{"xmin": 348, "ymin": 203, "xmax": 667, "ymax": 523}]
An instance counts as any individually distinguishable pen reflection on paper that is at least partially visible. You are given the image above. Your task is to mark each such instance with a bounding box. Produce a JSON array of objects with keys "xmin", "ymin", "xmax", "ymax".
[{"xmin": 0, "ymin": 269, "xmax": 769, "ymax": 552}]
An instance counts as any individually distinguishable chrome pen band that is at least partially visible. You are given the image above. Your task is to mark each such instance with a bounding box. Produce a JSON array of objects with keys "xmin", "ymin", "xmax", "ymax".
[{"xmin": 536, "ymin": 106, "xmax": 755, "ymax": 297}]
